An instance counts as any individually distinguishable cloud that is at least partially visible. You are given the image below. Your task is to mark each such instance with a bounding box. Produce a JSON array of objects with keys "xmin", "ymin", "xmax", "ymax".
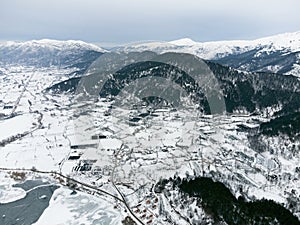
[{"xmin": 0, "ymin": 0, "xmax": 300, "ymax": 43}]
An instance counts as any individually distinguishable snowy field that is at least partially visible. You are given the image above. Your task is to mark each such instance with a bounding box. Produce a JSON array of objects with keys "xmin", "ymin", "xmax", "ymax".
[{"xmin": 0, "ymin": 65, "xmax": 299, "ymax": 224}]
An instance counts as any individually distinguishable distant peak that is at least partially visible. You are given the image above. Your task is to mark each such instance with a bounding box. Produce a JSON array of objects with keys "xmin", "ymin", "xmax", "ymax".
[
  {"xmin": 1, "ymin": 39, "xmax": 107, "ymax": 52},
  {"xmin": 169, "ymin": 38, "xmax": 198, "ymax": 46}
]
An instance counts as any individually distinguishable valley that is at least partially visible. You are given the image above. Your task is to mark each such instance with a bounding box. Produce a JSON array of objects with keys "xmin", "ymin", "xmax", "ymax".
[{"xmin": 0, "ymin": 36, "xmax": 299, "ymax": 225}]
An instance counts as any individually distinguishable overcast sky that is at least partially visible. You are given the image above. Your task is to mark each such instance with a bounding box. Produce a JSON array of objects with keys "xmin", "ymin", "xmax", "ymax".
[{"xmin": 1, "ymin": 0, "xmax": 300, "ymax": 46}]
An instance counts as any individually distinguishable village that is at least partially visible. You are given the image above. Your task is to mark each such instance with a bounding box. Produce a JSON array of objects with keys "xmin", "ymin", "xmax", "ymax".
[{"xmin": 0, "ymin": 66, "xmax": 299, "ymax": 224}]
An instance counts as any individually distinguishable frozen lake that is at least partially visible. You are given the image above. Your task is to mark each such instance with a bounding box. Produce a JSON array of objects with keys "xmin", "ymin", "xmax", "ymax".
[{"xmin": 0, "ymin": 180, "xmax": 59, "ymax": 225}]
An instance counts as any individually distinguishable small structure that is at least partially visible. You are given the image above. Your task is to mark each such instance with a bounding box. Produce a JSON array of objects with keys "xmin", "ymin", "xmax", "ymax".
[
  {"xmin": 91, "ymin": 166, "xmax": 102, "ymax": 175},
  {"xmin": 73, "ymin": 159, "xmax": 96, "ymax": 172},
  {"xmin": 68, "ymin": 151, "xmax": 81, "ymax": 160},
  {"xmin": 91, "ymin": 134, "xmax": 107, "ymax": 140},
  {"xmin": 3, "ymin": 105, "xmax": 13, "ymax": 109},
  {"xmin": 70, "ymin": 139, "xmax": 98, "ymax": 149},
  {"xmin": 237, "ymin": 123, "xmax": 259, "ymax": 132}
]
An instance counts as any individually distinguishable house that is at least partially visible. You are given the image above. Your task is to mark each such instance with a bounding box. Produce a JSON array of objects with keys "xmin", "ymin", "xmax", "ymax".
[{"xmin": 98, "ymin": 138, "xmax": 122, "ymax": 150}]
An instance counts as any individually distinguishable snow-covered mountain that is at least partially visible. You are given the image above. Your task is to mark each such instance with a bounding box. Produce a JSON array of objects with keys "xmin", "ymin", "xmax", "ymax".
[
  {"xmin": 48, "ymin": 53, "xmax": 300, "ymax": 116},
  {"xmin": 117, "ymin": 32, "xmax": 300, "ymax": 76},
  {"xmin": 1, "ymin": 32, "xmax": 300, "ymax": 76},
  {"xmin": 0, "ymin": 39, "xmax": 106, "ymax": 68}
]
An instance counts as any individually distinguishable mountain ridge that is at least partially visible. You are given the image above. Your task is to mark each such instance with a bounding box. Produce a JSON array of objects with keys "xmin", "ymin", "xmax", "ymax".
[
  {"xmin": 1, "ymin": 32, "xmax": 300, "ymax": 76},
  {"xmin": 117, "ymin": 31, "xmax": 300, "ymax": 76}
]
